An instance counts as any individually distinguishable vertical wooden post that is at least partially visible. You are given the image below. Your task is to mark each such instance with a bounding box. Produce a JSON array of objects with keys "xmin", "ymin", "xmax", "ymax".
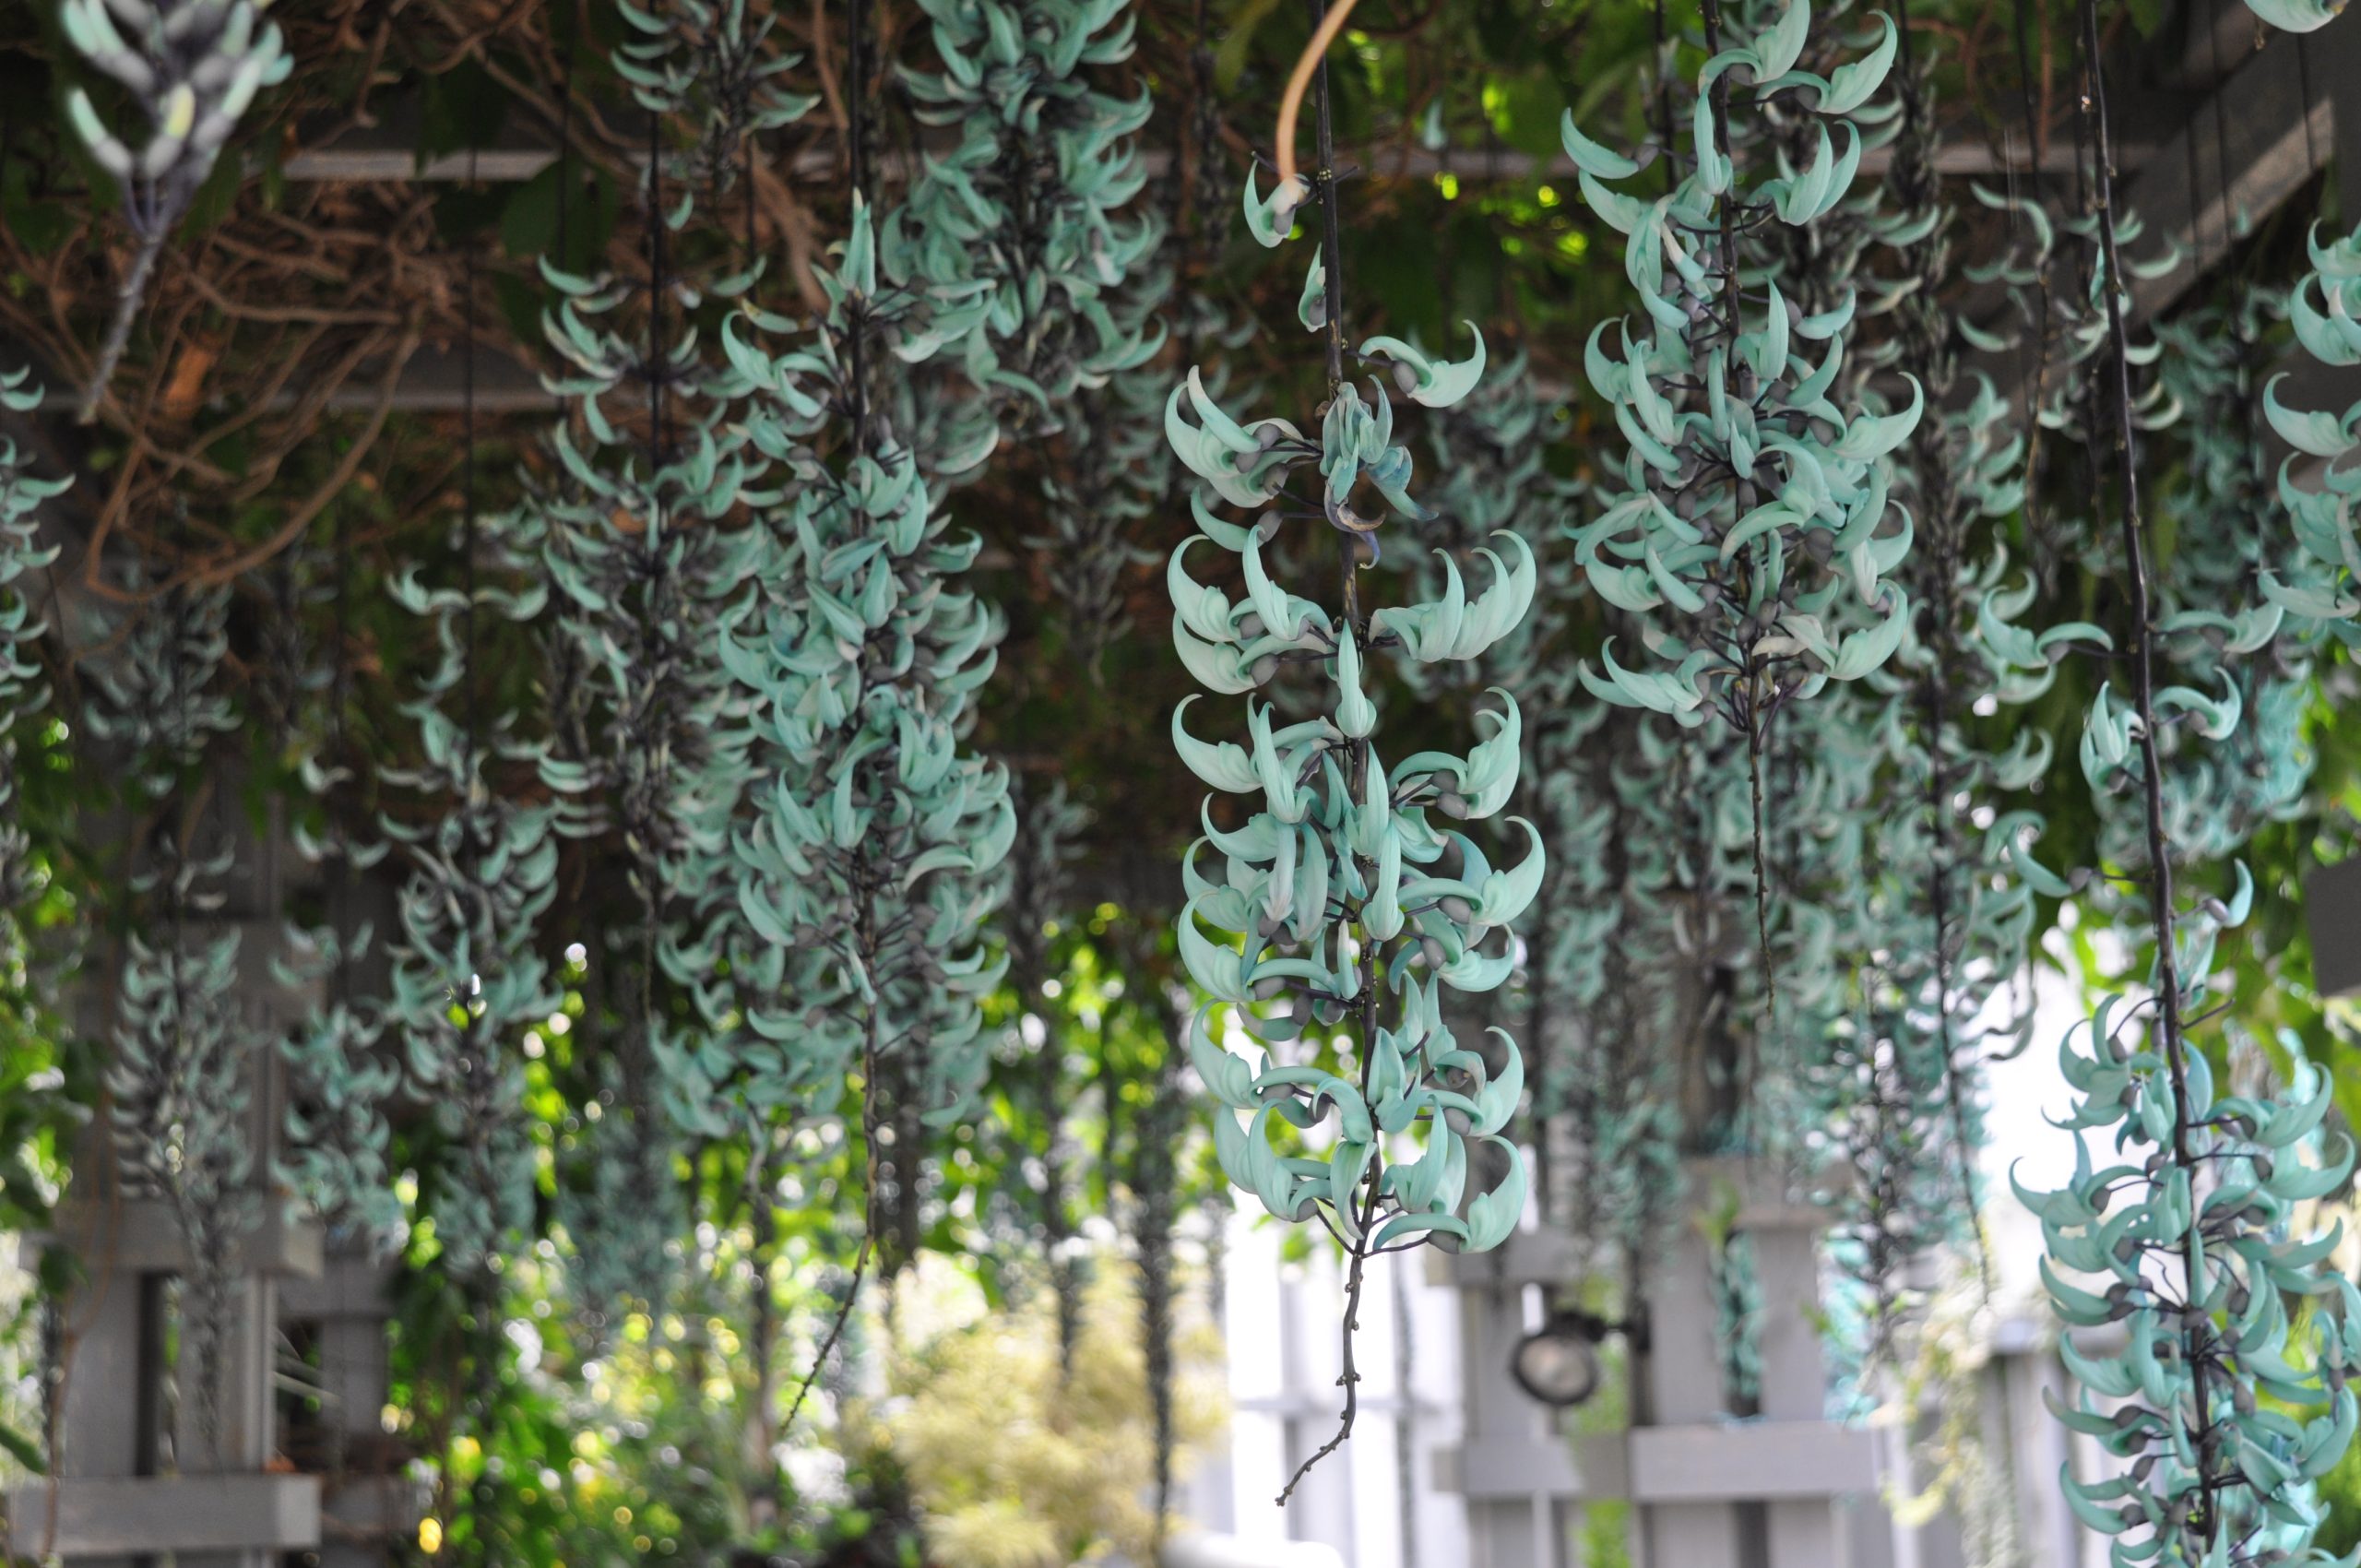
[
  {"xmin": 280, "ymin": 1253, "xmax": 416, "ymax": 1567},
  {"xmin": 1438, "ymin": 1160, "xmax": 1886, "ymax": 1565}
]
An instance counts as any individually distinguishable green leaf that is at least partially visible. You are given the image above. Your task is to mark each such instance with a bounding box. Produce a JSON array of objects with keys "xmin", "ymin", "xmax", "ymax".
[
  {"xmin": 1214, "ymin": 0, "xmax": 1288, "ymax": 91},
  {"xmin": 1354, "ymin": 212, "xmax": 1445, "ymax": 345},
  {"xmin": 176, "ymin": 148, "xmax": 244, "ymax": 237},
  {"xmin": 1496, "ymin": 74, "xmax": 1563, "ymax": 160},
  {"xmin": 1475, "ymin": 0, "xmax": 1528, "ymax": 60},
  {"xmin": 500, "ymin": 164, "xmax": 563, "ymax": 260},
  {"xmin": 1, "ymin": 192, "xmax": 74, "ymax": 256},
  {"xmin": 418, "ymin": 57, "xmax": 509, "ymax": 169},
  {"xmin": 0, "ymin": 1419, "xmax": 43, "ymax": 1475}
]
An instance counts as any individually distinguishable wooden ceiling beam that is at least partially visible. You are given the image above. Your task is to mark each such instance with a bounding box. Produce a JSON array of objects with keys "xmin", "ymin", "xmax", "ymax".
[{"xmin": 279, "ymin": 122, "xmax": 2124, "ymax": 185}]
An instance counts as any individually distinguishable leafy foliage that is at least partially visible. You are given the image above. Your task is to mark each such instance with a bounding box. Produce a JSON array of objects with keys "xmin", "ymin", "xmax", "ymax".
[{"xmin": 880, "ymin": 1262, "xmax": 1224, "ymax": 1568}]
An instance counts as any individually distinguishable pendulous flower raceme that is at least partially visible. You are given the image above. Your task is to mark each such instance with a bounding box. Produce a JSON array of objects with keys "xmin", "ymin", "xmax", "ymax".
[
  {"xmin": 1165, "ymin": 172, "xmax": 1531, "ymax": 1266},
  {"xmin": 1808, "ymin": 16, "xmax": 2043, "ymax": 1336},
  {"xmin": 899, "ymin": 0, "xmax": 1163, "ymax": 427},
  {"xmin": 2025, "ymin": 1020, "xmax": 2359, "ymax": 1562},
  {"xmin": 1034, "ymin": 15, "xmax": 1239, "ymax": 672},
  {"xmin": 1560, "ymin": 0, "xmax": 1916, "ymax": 739},
  {"xmin": 0, "ymin": 370, "xmax": 65, "ymax": 913},
  {"xmin": 721, "ymin": 190, "xmax": 1014, "ymax": 1247},
  {"xmin": 379, "ymin": 505, "xmax": 563, "ymax": 1281},
  {"xmin": 2141, "ymin": 287, "xmax": 2325, "ymax": 867},
  {"xmin": 2022, "ymin": 12, "xmax": 2360, "ymax": 1558},
  {"xmin": 2265, "ymin": 223, "xmax": 2361, "ymax": 651},
  {"xmin": 1552, "ymin": 707, "xmax": 1729, "ymax": 1249},
  {"xmin": 87, "ymin": 563, "xmax": 250, "ymax": 1455},
  {"xmin": 271, "ymin": 541, "xmax": 403, "ymax": 1255},
  {"xmin": 614, "ymin": 0, "xmax": 817, "ymax": 197},
  {"xmin": 57, "ymin": 0, "xmax": 291, "ymax": 414},
  {"xmin": 1169, "ymin": 77, "xmax": 1533, "ymax": 1486},
  {"xmin": 536, "ymin": 0, "xmax": 813, "ymax": 1306}
]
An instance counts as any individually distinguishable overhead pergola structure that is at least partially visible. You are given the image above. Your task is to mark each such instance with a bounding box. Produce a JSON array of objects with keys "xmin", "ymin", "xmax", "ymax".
[
  {"xmin": 1, "ymin": 1, "xmax": 2358, "ymax": 1565},
  {"xmin": 2000, "ymin": 0, "xmax": 2357, "ymax": 379},
  {"xmin": 153, "ymin": 3, "xmax": 2359, "ymax": 423},
  {"xmin": 25, "ymin": 78, "xmax": 2168, "ymax": 422}
]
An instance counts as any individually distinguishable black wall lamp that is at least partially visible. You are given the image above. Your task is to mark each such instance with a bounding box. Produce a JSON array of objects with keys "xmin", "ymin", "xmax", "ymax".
[{"xmin": 1510, "ymin": 1303, "xmax": 1648, "ymax": 1409}]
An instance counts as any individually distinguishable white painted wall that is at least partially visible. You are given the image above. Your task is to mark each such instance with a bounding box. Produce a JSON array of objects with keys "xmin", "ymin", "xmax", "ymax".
[{"xmin": 1186, "ymin": 1208, "xmax": 1472, "ymax": 1568}]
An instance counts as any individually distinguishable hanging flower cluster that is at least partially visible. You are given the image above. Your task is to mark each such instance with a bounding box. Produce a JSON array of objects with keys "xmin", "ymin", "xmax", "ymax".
[
  {"xmin": 1127, "ymin": 962, "xmax": 1195, "ymax": 1537},
  {"xmin": 1559, "ymin": 0, "xmax": 1914, "ymax": 737},
  {"xmin": 1530, "ymin": 703, "xmax": 1684, "ymax": 1253},
  {"xmin": 1059, "ymin": 30, "xmax": 1240, "ymax": 661},
  {"xmin": 2024, "ymin": 28, "xmax": 2358, "ymax": 1555},
  {"xmin": 1739, "ymin": 0, "xmax": 1897, "ymax": 342},
  {"xmin": 899, "ymin": 0, "xmax": 1177, "ymax": 679},
  {"xmin": 899, "ymin": 0, "xmax": 1161, "ymax": 422},
  {"xmin": 999, "ymin": 777, "xmax": 1090, "ymax": 1369},
  {"xmin": 2028, "ymin": 1028, "xmax": 2356, "ymax": 1557},
  {"xmin": 58, "ymin": 0, "xmax": 291, "ymax": 410},
  {"xmin": 1698, "ymin": 18, "xmax": 1903, "ymax": 1170},
  {"xmin": 1166, "ymin": 186, "xmax": 1530, "ymax": 1268},
  {"xmin": 0, "ymin": 369, "xmax": 65, "ymax": 911},
  {"xmin": 111, "ymin": 847, "xmax": 250, "ymax": 1452},
  {"xmin": 380, "ymin": 510, "xmax": 563, "ymax": 1280},
  {"xmin": 1703, "ymin": 1201, "xmax": 1766, "ymax": 1413},
  {"xmin": 2143, "ymin": 288, "xmax": 2323, "ymax": 864},
  {"xmin": 613, "ymin": 0, "xmax": 814, "ymax": 194},
  {"xmin": 1763, "ymin": 683, "xmax": 1875, "ymax": 954},
  {"xmin": 273, "ymin": 543, "xmax": 403, "ymax": 1253},
  {"xmin": 722, "ymin": 194, "xmax": 1014, "ymax": 1249},
  {"xmin": 277, "ymin": 926, "xmax": 401, "ymax": 1251},
  {"xmin": 1169, "ymin": 76, "xmax": 1536, "ymax": 1481},
  {"xmin": 1033, "ymin": 334, "xmax": 1169, "ymax": 669},
  {"xmin": 537, "ymin": 0, "xmax": 815, "ymax": 1307},
  {"xmin": 2265, "ymin": 223, "xmax": 2361, "ymax": 649},
  {"xmin": 1524, "ymin": 3, "xmax": 1914, "ymax": 1285},
  {"xmin": 1392, "ymin": 359, "xmax": 1643, "ymax": 1233},
  {"xmin": 1809, "ymin": 32, "xmax": 2043, "ymax": 1334},
  {"xmin": 87, "ymin": 565, "xmax": 249, "ymax": 1451}
]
